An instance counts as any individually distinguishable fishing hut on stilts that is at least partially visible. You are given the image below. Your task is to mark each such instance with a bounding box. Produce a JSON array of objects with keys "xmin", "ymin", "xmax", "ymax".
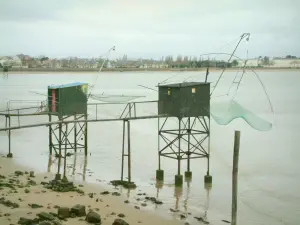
[
  {"xmin": 47, "ymin": 82, "xmax": 89, "ymax": 180},
  {"xmin": 156, "ymin": 81, "xmax": 212, "ymax": 186}
]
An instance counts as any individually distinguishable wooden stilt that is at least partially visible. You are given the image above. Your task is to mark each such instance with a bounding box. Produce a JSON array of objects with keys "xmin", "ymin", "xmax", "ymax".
[{"xmin": 232, "ymin": 130, "xmax": 241, "ymax": 225}]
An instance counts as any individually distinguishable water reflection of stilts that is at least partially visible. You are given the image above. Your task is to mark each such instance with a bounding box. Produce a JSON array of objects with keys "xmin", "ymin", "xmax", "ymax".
[
  {"xmin": 203, "ymin": 183, "xmax": 211, "ymax": 220},
  {"xmin": 47, "ymin": 155, "xmax": 53, "ymax": 172},
  {"xmin": 119, "ymin": 186, "xmax": 131, "ymax": 198},
  {"xmin": 127, "ymin": 188, "xmax": 130, "ymax": 198},
  {"xmin": 72, "ymin": 153, "xmax": 77, "ymax": 176},
  {"xmin": 47, "ymin": 153, "xmax": 87, "ymax": 182},
  {"xmin": 174, "ymin": 187, "xmax": 183, "ymax": 211},
  {"xmin": 47, "ymin": 155, "xmax": 59, "ymax": 173},
  {"xmin": 183, "ymin": 179, "xmax": 191, "ymax": 214},
  {"xmin": 82, "ymin": 156, "xmax": 87, "ymax": 181},
  {"xmin": 155, "ymin": 181, "xmax": 163, "ymax": 210}
]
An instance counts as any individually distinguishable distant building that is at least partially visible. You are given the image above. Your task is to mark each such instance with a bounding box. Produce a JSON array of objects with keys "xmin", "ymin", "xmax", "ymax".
[
  {"xmin": 236, "ymin": 58, "xmax": 300, "ymax": 68},
  {"xmin": 0, "ymin": 56, "xmax": 22, "ymax": 68}
]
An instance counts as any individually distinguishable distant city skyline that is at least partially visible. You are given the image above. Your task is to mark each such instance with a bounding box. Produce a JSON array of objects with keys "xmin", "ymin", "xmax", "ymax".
[
  {"xmin": 1, "ymin": 0, "xmax": 299, "ymax": 59},
  {"xmin": 1, "ymin": 53, "xmax": 298, "ymax": 61}
]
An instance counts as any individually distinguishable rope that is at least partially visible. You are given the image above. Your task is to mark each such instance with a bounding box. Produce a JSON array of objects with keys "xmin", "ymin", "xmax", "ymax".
[
  {"xmin": 231, "ymin": 47, "xmax": 249, "ymax": 100},
  {"xmin": 87, "ymin": 46, "xmax": 115, "ymax": 100},
  {"xmin": 159, "ymin": 37, "xmax": 241, "ymax": 85},
  {"xmin": 210, "ymin": 33, "xmax": 250, "ymax": 96},
  {"xmin": 158, "ymin": 71, "xmax": 182, "ymax": 85},
  {"xmin": 202, "ymin": 51, "xmax": 275, "ymax": 126},
  {"xmin": 251, "ymin": 69, "xmax": 276, "ymax": 124}
]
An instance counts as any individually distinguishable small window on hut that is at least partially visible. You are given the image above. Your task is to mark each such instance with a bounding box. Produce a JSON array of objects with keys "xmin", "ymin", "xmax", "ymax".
[
  {"xmin": 191, "ymin": 87, "xmax": 196, "ymax": 93},
  {"xmin": 168, "ymin": 88, "xmax": 171, "ymax": 95}
]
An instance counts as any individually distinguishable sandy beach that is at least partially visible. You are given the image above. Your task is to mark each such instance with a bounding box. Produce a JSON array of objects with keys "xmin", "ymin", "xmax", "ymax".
[{"xmin": 0, "ymin": 155, "xmax": 182, "ymax": 225}]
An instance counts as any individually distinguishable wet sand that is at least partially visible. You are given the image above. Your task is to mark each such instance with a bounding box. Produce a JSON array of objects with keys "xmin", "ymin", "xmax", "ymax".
[{"xmin": 0, "ymin": 156, "xmax": 182, "ymax": 225}]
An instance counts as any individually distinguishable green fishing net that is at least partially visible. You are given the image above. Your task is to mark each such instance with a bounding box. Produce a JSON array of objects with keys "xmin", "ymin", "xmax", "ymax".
[
  {"xmin": 89, "ymin": 94, "xmax": 144, "ymax": 103},
  {"xmin": 210, "ymin": 99, "xmax": 273, "ymax": 131}
]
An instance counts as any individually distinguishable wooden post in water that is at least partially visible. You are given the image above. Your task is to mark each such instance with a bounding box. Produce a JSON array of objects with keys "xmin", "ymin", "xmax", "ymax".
[
  {"xmin": 127, "ymin": 120, "xmax": 131, "ymax": 183},
  {"xmin": 232, "ymin": 130, "xmax": 241, "ymax": 225}
]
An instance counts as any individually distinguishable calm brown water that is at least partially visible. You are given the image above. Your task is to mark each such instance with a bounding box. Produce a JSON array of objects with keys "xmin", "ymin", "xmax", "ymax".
[{"xmin": 0, "ymin": 70, "xmax": 299, "ymax": 225}]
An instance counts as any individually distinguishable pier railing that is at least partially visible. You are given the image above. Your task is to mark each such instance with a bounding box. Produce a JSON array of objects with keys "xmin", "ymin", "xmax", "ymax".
[{"xmin": 0, "ymin": 100, "xmax": 159, "ymax": 130}]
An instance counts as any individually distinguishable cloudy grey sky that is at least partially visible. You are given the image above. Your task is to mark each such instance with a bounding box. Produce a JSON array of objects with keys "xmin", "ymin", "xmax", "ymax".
[{"xmin": 0, "ymin": 0, "xmax": 299, "ymax": 59}]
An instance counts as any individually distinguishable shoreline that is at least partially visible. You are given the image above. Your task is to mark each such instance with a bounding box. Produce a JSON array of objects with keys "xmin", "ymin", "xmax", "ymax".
[
  {"xmin": 0, "ymin": 155, "xmax": 181, "ymax": 225},
  {"xmin": 2, "ymin": 67, "xmax": 299, "ymax": 75}
]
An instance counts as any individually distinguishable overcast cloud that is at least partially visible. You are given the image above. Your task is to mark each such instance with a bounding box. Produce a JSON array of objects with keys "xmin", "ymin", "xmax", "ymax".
[{"xmin": 0, "ymin": 0, "xmax": 299, "ymax": 59}]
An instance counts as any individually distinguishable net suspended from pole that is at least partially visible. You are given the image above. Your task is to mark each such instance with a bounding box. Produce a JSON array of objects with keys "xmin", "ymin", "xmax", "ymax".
[
  {"xmin": 89, "ymin": 94, "xmax": 145, "ymax": 103},
  {"xmin": 209, "ymin": 100, "xmax": 272, "ymax": 131}
]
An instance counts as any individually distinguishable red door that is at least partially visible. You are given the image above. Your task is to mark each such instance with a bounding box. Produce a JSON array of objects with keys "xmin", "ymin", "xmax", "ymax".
[{"xmin": 52, "ymin": 89, "xmax": 56, "ymax": 112}]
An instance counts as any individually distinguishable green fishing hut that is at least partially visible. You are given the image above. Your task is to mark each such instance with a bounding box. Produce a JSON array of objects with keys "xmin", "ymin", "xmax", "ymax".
[
  {"xmin": 158, "ymin": 82, "xmax": 210, "ymax": 117},
  {"xmin": 47, "ymin": 82, "xmax": 88, "ymax": 118}
]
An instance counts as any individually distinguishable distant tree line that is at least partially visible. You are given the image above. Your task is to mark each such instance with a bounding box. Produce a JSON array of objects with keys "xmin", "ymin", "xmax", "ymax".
[{"xmin": 164, "ymin": 55, "xmax": 239, "ymax": 68}]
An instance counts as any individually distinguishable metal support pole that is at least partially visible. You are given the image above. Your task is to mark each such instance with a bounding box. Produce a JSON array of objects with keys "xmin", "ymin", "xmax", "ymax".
[
  {"xmin": 134, "ymin": 103, "xmax": 136, "ymax": 117},
  {"xmin": 129, "ymin": 104, "xmax": 132, "ymax": 118},
  {"xmin": 57, "ymin": 123, "xmax": 62, "ymax": 176},
  {"xmin": 207, "ymin": 117, "xmax": 211, "ymax": 175},
  {"xmin": 232, "ymin": 130, "xmax": 241, "ymax": 225},
  {"xmin": 96, "ymin": 105, "xmax": 98, "ymax": 120},
  {"xmin": 63, "ymin": 123, "xmax": 68, "ymax": 179},
  {"xmin": 74, "ymin": 115, "xmax": 77, "ymax": 152},
  {"xmin": 187, "ymin": 117, "xmax": 191, "ymax": 172},
  {"xmin": 127, "ymin": 120, "xmax": 131, "ymax": 183},
  {"xmin": 178, "ymin": 117, "xmax": 181, "ymax": 175},
  {"xmin": 158, "ymin": 117, "xmax": 161, "ymax": 170},
  {"xmin": 17, "ymin": 109, "xmax": 20, "ymax": 126},
  {"xmin": 84, "ymin": 114, "xmax": 88, "ymax": 156},
  {"xmin": 121, "ymin": 120, "xmax": 125, "ymax": 181},
  {"xmin": 49, "ymin": 114, "xmax": 52, "ymax": 155},
  {"xmin": 8, "ymin": 116, "xmax": 11, "ymax": 156}
]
